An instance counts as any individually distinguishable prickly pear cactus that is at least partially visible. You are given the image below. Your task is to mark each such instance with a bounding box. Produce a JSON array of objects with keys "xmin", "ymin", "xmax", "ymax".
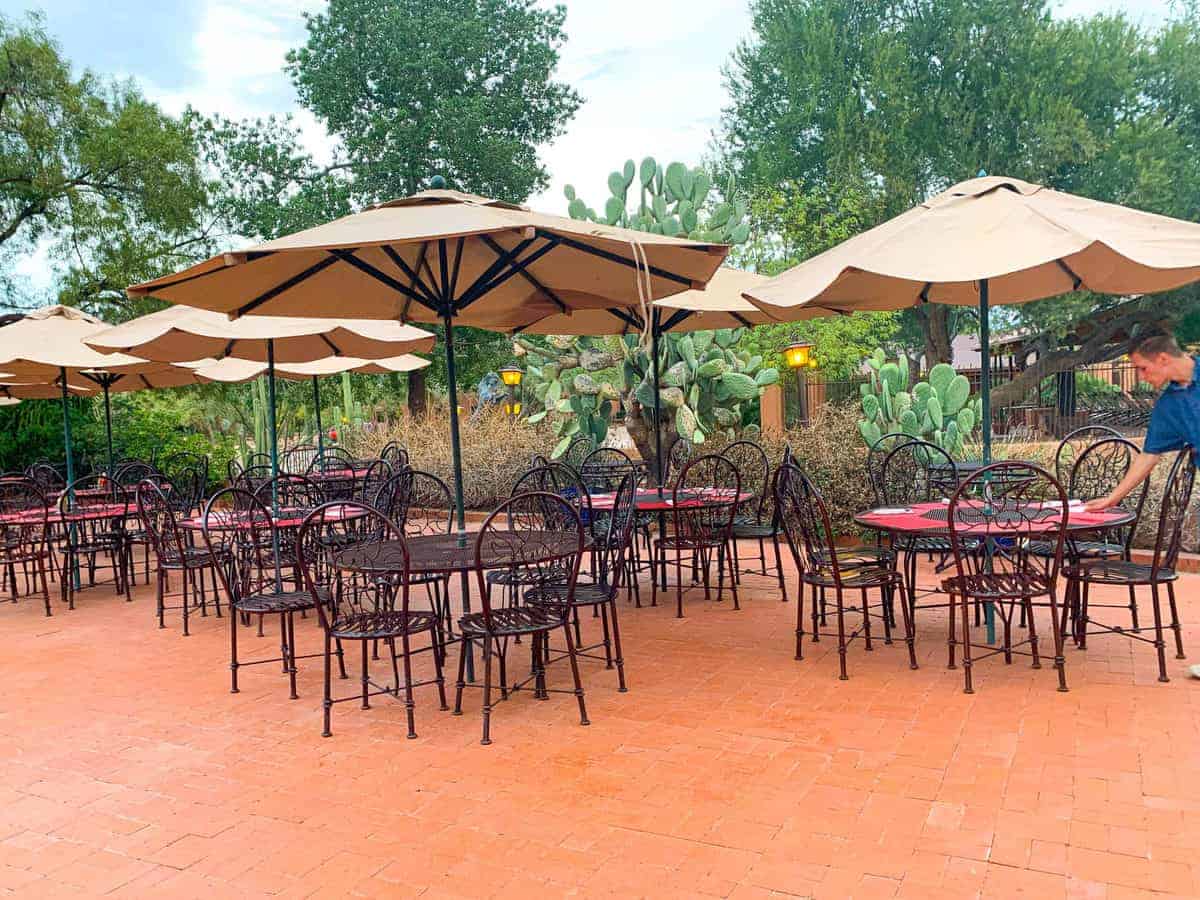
[
  {"xmin": 564, "ymin": 155, "xmax": 750, "ymax": 243},
  {"xmin": 857, "ymin": 351, "xmax": 982, "ymax": 457}
]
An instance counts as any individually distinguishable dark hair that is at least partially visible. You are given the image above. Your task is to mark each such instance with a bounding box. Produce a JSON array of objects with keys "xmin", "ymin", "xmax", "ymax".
[{"xmin": 1131, "ymin": 332, "xmax": 1186, "ymax": 359}]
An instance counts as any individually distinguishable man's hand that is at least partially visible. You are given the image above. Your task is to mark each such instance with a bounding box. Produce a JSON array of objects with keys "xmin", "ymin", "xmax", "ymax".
[{"xmin": 1084, "ymin": 496, "xmax": 1114, "ymax": 512}]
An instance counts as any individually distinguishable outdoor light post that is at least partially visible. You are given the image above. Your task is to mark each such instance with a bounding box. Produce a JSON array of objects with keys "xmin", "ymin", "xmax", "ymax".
[
  {"xmin": 498, "ymin": 364, "xmax": 523, "ymax": 416},
  {"xmin": 784, "ymin": 341, "xmax": 815, "ymax": 425}
]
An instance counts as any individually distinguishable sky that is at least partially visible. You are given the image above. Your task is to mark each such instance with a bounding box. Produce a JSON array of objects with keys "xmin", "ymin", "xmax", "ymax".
[{"xmin": 0, "ymin": 0, "xmax": 1180, "ymax": 296}]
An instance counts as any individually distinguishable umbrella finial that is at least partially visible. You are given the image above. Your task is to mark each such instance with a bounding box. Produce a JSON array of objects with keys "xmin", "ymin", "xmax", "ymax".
[{"xmin": 429, "ymin": 174, "xmax": 447, "ymax": 189}]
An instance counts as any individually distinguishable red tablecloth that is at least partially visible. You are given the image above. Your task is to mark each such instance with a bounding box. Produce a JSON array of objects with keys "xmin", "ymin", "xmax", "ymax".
[
  {"xmin": 0, "ymin": 503, "xmax": 132, "ymax": 525},
  {"xmin": 855, "ymin": 500, "xmax": 1133, "ymax": 536},
  {"xmin": 178, "ymin": 505, "xmax": 366, "ymax": 531},
  {"xmin": 589, "ymin": 488, "xmax": 753, "ymax": 513}
]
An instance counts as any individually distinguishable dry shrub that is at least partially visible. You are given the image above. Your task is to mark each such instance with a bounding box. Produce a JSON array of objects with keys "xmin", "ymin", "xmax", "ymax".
[{"xmin": 349, "ymin": 403, "xmax": 557, "ymax": 510}]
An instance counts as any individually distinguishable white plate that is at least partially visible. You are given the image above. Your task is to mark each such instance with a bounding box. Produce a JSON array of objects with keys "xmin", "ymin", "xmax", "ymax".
[{"xmin": 870, "ymin": 508, "xmax": 912, "ymax": 515}]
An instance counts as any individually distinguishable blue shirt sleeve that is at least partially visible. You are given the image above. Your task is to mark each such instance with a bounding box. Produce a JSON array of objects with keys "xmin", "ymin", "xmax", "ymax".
[{"xmin": 1144, "ymin": 396, "xmax": 1185, "ymax": 455}]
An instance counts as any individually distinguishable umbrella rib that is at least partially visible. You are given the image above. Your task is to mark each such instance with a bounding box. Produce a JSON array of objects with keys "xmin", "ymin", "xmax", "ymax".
[
  {"xmin": 456, "ymin": 237, "xmax": 562, "ymax": 314},
  {"xmin": 448, "ymin": 237, "xmax": 465, "ymax": 299},
  {"xmin": 478, "ymin": 234, "xmax": 568, "ymax": 313},
  {"xmin": 381, "ymin": 245, "xmax": 442, "ymax": 310},
  {"xmin": 138, "ymin": 251, "xmax": 277, "ymax": 295},
  {"xmin": 235, "ymin": 255, "xmax": 341, "ymax": 317},
  {"xmin": 452, "ymin": 236, "xmax": 539, "ymax": 310},
  {"xmin": 328, "ymin": 249, "xmax": 439, "ymax": 314},
  {"xmin": 660, "ymin": 309, "xmax": 693, "ymax": 331},
  {"xmin": 536, "ymin": 229, "xmax": 695, "ymax": 287},
  {"xmin": 1055, "ymin": 259, "xmax": 1084, "ymax": 290},
  {"xmin": 320, "ymin": 334, "xmax": 342, "ymax": 356}
]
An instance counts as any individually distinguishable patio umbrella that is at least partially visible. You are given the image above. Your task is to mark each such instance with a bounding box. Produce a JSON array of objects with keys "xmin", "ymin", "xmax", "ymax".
[
  {"xmin": 0, "ymin": 306, "xmax": 209, "ymax": 484},
  {"xmin": 188, "ymin": 353, "xmax": 431, "ymax": 455},
  {"xmin": 89, "ymin": 308, "xmax": 436, "ymax": 496},
  {"xmin": 741, "ymin": 175, "xmax": 1200, "ymax": 462},
  {"xmin": 125, "ymin": 187, "xmax": 728, "ymax": 531}
]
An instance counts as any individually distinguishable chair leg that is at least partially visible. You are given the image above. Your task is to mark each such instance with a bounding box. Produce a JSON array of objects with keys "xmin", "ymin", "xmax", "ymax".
[
  {"xmin": 727, "ymin": 544, "xmax": 740, "ymax": 611},
  {"xmin": 360, "ymin": 640, "xmax": 370, "ymax": 709},
  {"xmin": 1128, "ymin": 583, "xmax": 1140, "ymax": 632},
  {"xmin": 480, "ymin": 635, "xmax": 494, "ymax": 746},
  {"xmin": 959, "ymin": 593, "xmax": 974, "ymax": 694},
  {"xmin": 772, "ymin": 531, "xmax": 788, "ymax": 603},
  {"xmin": 860, "ymin": 587, "xmax": 873, "ymax": 651},
  {"xmin": 561, "ymin": 621, "xmax": 590, "ymax": 727},
  {"xmin": 1026, "ymin": 598, "xmax": 1042, "ymax": 669},
  {"xmin": 286, "ymin": 612, "xmax": 299, "ymax": 700},
  {"xmin": 432, "ymin": 624, "xmax": 449, "ymax": 711},
  {"xmin": 321, "ymin": 632, "xmax": 333, "ymax": 737},
  {"xmin": 1166, "ymin": 581, "xmax": 1185, "ymax": 659},
  {"xmin": 948, "ymin": 586, "xmax": 957, "ymax": 669},
  {"xmin": 399, "ymin": 632, "xmax": 417, "ymax": 739},
  {"xmin": 834, "ymin": 587, "xmax": 848, "ymax": 680},
  {"xmin": 1150, "ymin": 583, "xmax": 1170, "ymax": 683},
  {"xmin": 809, "ymin": 581, "xmax": 820, "ymax": 643},
  {"xmin": 1048, "ymin": 590, "xmax": 1068, "ymax": 692},
  {"xmin": 230, "ymin": 604, "xmax": 240, "ymax": 693},
  {"xmin": 895, "ymin": 580, "xmax": 917, "ymax": 670},
  {"xmin": 794, "ymin": 578, "xmax": 806, "ymax": 660},
  {"xmin": 675, "ymin": 548, "xmax": 684, "ymax": 618},
  {"xmin": 453, "ymin": 636, "xmax": 468, "ymax": 715},
  {"xmin": 608, "ymin": 598, "xmax": 627, "ymax": 692},
  {"xmin": 598, "ymin": 602, "xmax": 613, "ymax": 669}
]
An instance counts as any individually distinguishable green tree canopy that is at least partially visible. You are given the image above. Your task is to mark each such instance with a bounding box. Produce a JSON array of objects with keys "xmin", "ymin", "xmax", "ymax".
[
  {"xmin": 718, "ymin": 0, "xmax": 1200, "ymax": 378},
  {"xmin": 0, "ymin": 13, "xmax": 213, "ymax": 321}
]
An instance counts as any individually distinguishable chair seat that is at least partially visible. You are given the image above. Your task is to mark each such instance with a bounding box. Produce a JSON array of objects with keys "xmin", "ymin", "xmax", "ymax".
[
  {"xmin": 487, "ymin": 567, "xmax": 569, "ymax": 587},
  {"xmin": 0, "ymin": 546, "xmax": 49, "ymax": 565},
  {"xmin": 1029, "ymin": 539, "xmax": 1124, "ymax": 560},
  {"xmin": 941, "ymin": 572, "xmax": 1051, "ymax": 600},
  {"xmin": 814, "ymin": 546, "xmax": 894, "ymax": 568},
  {"xmin": 898, "ymin": 535, "xmax": 954, "ymax": 553},
  {"xmin": 1065, "ymin": 560, "xmax": 1177, "ymax": 585},
  {"xmin": 803, "ymin": 566, "xmax": 902, "ymax": 590},
  {"xmin": 524, "ymin": 581, "xmax": 618, "ymax": 608},
  {"xmin": 460, "ymin": 605, "xmax": 567, "ymax": 637},
  {"xmin": 732, "ymin": 521, "xmax": 780, "ymax": 539},
  {"xmin": 161, "ymin": 547, "xmax": 228, "ymax": 569},
  {"xmin": 331, "ymin": 609, "xmax": 437, "ymax": 640},
  {"xmin": 656, "ymin": 534, "xmax": 726, "ymax": 551},
  {"xmin": 236, "ymin": 588, "xmax": 321, "ymax": 615}
]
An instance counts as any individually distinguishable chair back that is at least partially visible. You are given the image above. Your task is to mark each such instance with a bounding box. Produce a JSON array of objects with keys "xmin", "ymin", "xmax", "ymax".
[
  {"xmin": 593, "ymin": 472, "xmax": 639, "ymax": 587},
  {"xmin": 309, "ymin": 446, "xmax": 357, "ymax": 473},
  {"xmin": 201, "ymin": 488, "xmax": 278, "ymax": 604},
  {"xmin": 722, "ymin": 440, "xmax": 770, "ymax": 524},
  {"xmin": 1054, "ymin": 425, "xmax": 1122, "ymax": 485},
  {"xmin": 561, "ymin": 435, "xmax": 594, "ymax": 473},
  {"xmin": 234, "ymin": 465, "xmax": 274, "ymax": 495},
  {"xmin": 114, "ymin": 461, "xmax": 157, "ymax": 493},
  {"xmin": 1070, "ymin": 437, "xmax": 1148, "ymax": 556},
  {"xmin": 946, "ymin": 462, "xmax": 1069, "ymax": 586},
  {"xmin": 775, "ymin": 462, "xmax": 840, "ymax": 578},
  {"xmin": 136, "ymin": 479, "xmax": 187, "ymax": 564},
  {"xmin": 579, "ymin": 447, "xmax": 635, "ymax": 493},
  {"xmin": 665, "ymin": 436, "xmax": 692, "ymax": 485},
  {"xmin": 162, "ymin": 451, "xmax": 209, "ymax": 486},
  {"xmin": 671, "ymin": 453, "xmax": 740, "ymax": 546},
  {"xmin": 62, "ymin": 473, "xmax": 124, "ymax": 514},
  {"xmin": 356, "ymin": 458, "xmax": 393, "ymax": 504},
  {"xmin": 511, "ymin": 463, "xmax": 592, "ymax": 529},
  {"xmin": 880, "ymin": 439, "xmax": 956, "ymax": 507},
  {"xmin": 474, "ymin": 492, "xmax": 584, "ymax": 630},
  {"xmin": 380, "ymin": 441, "xmax": 409, "ymax": 469},
  {"xmin": 866, "ymin": 432, "xmax": 911, "ymax": 505},
  {"xmin": 253, "ymin": 473, "xmax": 325, "ymax": 513},
  {"xmin": 401, "ymin": 471, "xmax": 454, "ymax": 537},
  {"xmin": 373, "ymin": 469, "xmax": 416, "ymax": 525},
  {"xmin": 0, "ymin": 479, "xmax": 49, "ymax": 560},
  {"xmin": 1149, "ymin": 447, "xmax": 1197, "ymax": 578},
  {"xmin": 297, "ymin": 501, "xmax": 408, "ymax": 634},
  {"xmin": 244, "ymin": 452, "xmax": 272, "ymax": 470},
  {"xmin": 26, "ymin": 463, "xmax": 65, "ymax": 495},
  {"xmin": 281, "ymin": 444, "xmax": 318, "ymax": 475}
]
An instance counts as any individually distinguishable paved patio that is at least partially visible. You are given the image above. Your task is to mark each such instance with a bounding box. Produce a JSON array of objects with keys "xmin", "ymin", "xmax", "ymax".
[{"xmin": 2, "ymin": 554, "xmax": 1199, "ymax": 899}]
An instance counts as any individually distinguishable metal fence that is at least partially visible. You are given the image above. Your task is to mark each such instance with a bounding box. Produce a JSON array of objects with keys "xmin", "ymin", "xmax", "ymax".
[{"xmin": 782, "ymin": 361, "xmax": 1155, "ymax": 439}]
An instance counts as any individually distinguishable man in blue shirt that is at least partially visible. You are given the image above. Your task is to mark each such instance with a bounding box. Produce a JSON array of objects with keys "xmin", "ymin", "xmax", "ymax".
[{"xmin": 1085, "ymin": 333, "xmax": 1198, "ymax": 513}]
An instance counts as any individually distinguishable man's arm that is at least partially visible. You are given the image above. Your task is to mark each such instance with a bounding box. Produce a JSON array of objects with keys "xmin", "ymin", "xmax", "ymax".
[{"xmin": 1083, "ymin": 452, "xmax": 1160, "ymax": 511}]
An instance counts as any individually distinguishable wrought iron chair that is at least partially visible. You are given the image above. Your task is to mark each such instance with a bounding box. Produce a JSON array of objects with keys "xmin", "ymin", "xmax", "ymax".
[
  {"xmin": 723, "ymin": 440, "xmax": 788, "ymax": 601},
  {"xmin": 161, "ymin": 451, "xmax": 210, "ymax": 495},
  {"xmin": 942, "ymin": 462, "xmax": 1070, "ymax": 694},
  {"xmin": 650, "ymin": 454, "xmax": 741, "ymax": 618},
  {"xmin": 308, "ymin": 447, "xmax": 359, "ymax": 500},
  {"xmin": 455, "ymin": 491, "xmax": 589, "ymax": 745},
  {"xmin": 233, "ymin": 464, "xmax": 274, "ymax": 496},
  {"xmin": 136, "ymin": 480, "xmax": 226, "ymax": 635},
  {"xmin": 561, "ymin": 435, "xmax": 595, "ymax": 474},
  {"xmin": 525, "ymin": 472, "xmax": 637, "ymax": 692},
  {"xmin": 578, "ymin": 447, "xmax": 636, "ymax": 494},
  {"xmin": 880, "ymin": 439, "xmax": 959, "ymax": 626},
  {"xmin": 356, "ymin": 458, "xmax": 393, "ymax": 505},
  {"xmin": 776, "ymin": 462, "xmax": 914, "ymax": 678},
  {"xmin": 1031, "ymin": 437, "xmax": 1149, "ymax": 636},
  {"xmin": 0, "ymin": 479, "xmax": 52, "ymax": 615},
  {"xmin": 202, "ymin": 488, "xmax": 327, "ymax": 699},
  {"xmin": 298, "ymin": 501, "xmax": 447, "ymax": 738},
  {"xmin": 26, "ymin": 462, "xmax": 65, "ymax": 497},
  {"xmin": 281, "ymin": 444, "xmax": 319, "ymax": 475},
  {"xmin": 386, "ymin": 470, "xmax": 455, "ymax": 651},
  {"xmin": 1065, "ymin": 446, "xmax": 1195, "ymax": 681},
  {"xmin": 1053, "ymin": 424, "xmax": 1123, "ymax": 486},
  {"xmin": 59, "ymin": 474, "xmax": 132, "ymax": 608},
  {"xmin": 664, "ymin": 435, "xmax": 692, "ymax": 485},
  {"xmin": 244, "ymin": 452, "xmax": 272, "ymax": 470}
]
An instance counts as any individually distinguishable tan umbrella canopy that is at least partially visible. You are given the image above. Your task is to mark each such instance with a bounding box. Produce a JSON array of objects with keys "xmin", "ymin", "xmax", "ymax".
[
  {"xmin": 742, "ymin": 175, "xmax": 1200, "ymax": 459},
  {"xmin": 744, "ymin": 176, "xmax": 1200, "ymax": 315},
  {"xmin": 518, "ymin": 266, "xmax": 774, "ymax": 335},
  {"xmin": 87, "ymin": 305, "xmax": 435, "ymax": 364},
  {"xmin": 126, "ymin": 186, "xmax": 729, "ymax": 532},
  {"xmin": 0, "ymin": 381, "xmax": 96, "ymax": 400},
  {"xmin": 0, "ymin": 305, "xmax": 224, "ymax": 479},
  {"xmin": 127, "ymin": 189, "xmax": 728, "ymax": 329}
]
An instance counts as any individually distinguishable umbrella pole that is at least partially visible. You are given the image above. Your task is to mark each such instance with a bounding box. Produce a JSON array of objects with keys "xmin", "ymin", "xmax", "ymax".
[
  {"xmin": 313, "ymin": 376, "xmax": 324, "ymax": 457},
  {"xmin": 979, "ymin": 278, "xmax": 992, "ymax": 465},
  {"xmin": 442, "ymin": 314, "xmax": 467, "ymax": 532},
  {"xmin": 103, "ymin": 381, "xmax": 114, "ymax": 479},
  {"xmin": 651, "ymin": 310, "xmax": 665, "ymax": 496},
  {"xmin": 442, "ymin": 312, "xmax": 475, "ymax": 682},
  {"xmin": 267, "ymin": 339, "xmax": 283, "ymax": 592},
  {"xmin": 60, "ymin": 367, "xmax": 79, "ymax": 591}
]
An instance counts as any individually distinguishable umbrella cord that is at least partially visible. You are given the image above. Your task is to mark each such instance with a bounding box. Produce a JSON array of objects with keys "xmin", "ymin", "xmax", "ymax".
[{"xmin": 629, "ymin": 238, "xmax": 653, "ymax": 345}]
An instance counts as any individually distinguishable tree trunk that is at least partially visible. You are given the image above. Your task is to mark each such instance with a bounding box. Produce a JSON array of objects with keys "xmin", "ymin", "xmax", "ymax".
[
  {"xmin": 407, "ymin": 369, "xmax": 427, "ymax": 417},
  {"xmin": 625, "ymin": 400, "xmax": 673, "ymax": 487},
  {"xmin": 917, "ymin": 305, "xmax": 954, "ymax": 368}
]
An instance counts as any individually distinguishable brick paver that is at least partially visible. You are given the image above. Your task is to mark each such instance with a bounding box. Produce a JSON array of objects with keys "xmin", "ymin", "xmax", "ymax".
[{"xmin": 1, "ymin": 550, "xmax": 1199, "ymax": 898}]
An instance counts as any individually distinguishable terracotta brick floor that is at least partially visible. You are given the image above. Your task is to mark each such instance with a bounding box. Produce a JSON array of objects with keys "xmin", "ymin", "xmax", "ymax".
[{"xmin": 3, "ymin": 550, "xmax": 1200, "ymax": 898}]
